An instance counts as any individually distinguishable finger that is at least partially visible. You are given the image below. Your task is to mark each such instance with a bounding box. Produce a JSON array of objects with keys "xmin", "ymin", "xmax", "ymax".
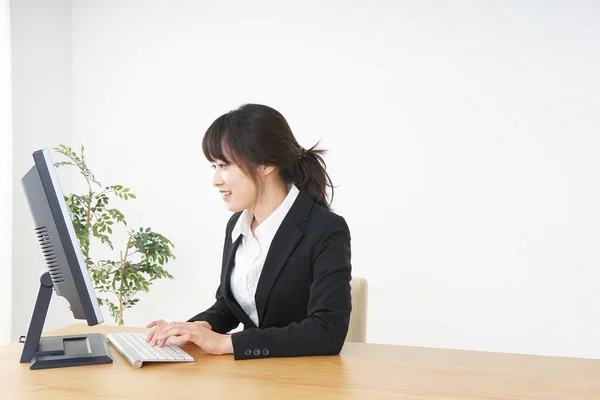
[
  {"xmin": 150, "ymin": 329, "xmax": 168, "ymax": 346},
  {"xmin": 158, "ymin": 335, "xmax": 171, "ymax": 348},
  {"xmin": 146, "ymin": 327, "xmax": 159, "ymax": 343},
  {"xmin": 157, "ymin": 326, "xmax": 183, "ymax": 341},
  {"xmin": 170, "ymin": 333, "xmax": 191, "ymax": 346},
  {"xmin": 146, "ymin": 319, "xmax": 165, "ymax": 329},
  {"xmin": 156, "ymin": 326, "xmax": 185, "ymax": 347},
  {"xmin": 150, "ymin": 322, "xmax": 184, "ymax": 346},
  {"xmin": 146, "ymin": 322, "xmax": 166, "ymax": 342},
  {"xmin": 148, "ymin": 320, "xmax": 176, "ymax": 345},
  {"xmin": 146, "ymin": 320, "xmax": 167, "ymax": 342},
  {"xmin": 148, "ymin": 325, "xmax": 168, "ymax": 346}
]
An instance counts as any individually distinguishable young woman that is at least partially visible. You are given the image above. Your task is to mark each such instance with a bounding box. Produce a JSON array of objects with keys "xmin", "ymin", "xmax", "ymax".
[{"xmin": 146, "ymin": 104, "xmax": 352, "ymax": 360}]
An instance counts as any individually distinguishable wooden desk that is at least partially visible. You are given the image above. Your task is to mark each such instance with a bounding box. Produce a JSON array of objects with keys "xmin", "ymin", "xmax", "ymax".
[{"xmin": 1, "ymin": 324, "xmax": 599, "ymax": 399}]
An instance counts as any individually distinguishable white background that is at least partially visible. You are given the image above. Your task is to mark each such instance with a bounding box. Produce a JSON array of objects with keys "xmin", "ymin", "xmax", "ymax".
[
  {"xmin": 7, "ymin": 1, "xmax": 600, "ymax": 359},
  {"xmin": 10, "ymin": 0, "xmax": 74, "ymax": 342},
  {"xmin": 1, "ymin": 0, "xmax": 12, "ymax": 345}
]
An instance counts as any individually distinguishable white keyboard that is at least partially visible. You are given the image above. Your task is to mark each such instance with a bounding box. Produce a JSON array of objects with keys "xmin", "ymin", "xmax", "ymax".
[{"xmin": 106, "ymin": 332, "xmax": 195, "ymax": 368}]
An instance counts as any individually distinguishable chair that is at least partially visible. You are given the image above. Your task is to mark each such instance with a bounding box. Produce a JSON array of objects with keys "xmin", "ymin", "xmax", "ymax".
[{"xmin": 346, "ymin": 277, "xmax": 368, "ymax": 342}]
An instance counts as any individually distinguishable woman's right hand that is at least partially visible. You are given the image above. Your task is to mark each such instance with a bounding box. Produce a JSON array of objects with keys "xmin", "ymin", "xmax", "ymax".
[
  {"xmin": 146, "ymin": 319, "xmax": 212, "ymax": 344},
  {"xmin": 146, "ymin": 319, "xmax": 168, "ymax": 344}
]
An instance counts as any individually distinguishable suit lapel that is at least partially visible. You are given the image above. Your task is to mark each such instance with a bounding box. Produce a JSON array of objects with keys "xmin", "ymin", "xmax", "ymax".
[
  {"xmin": 254, "ymin": 191, "xmax": 313, "ymax": 326},
  {"xmin": 223, "ymin": 233, "xmax": 255, "ymax": 328}
]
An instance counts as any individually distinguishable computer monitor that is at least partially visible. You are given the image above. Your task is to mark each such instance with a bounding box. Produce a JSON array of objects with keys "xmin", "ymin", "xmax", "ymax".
[{"xmin": 19, "ymin": 148, "xmax": 112, "ymax": 370}]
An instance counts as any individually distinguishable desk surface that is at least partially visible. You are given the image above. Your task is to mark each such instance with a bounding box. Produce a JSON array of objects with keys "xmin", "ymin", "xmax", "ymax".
[{"xmin": 1, "ymin": 324, "xmax": 599, "ymax": 399}]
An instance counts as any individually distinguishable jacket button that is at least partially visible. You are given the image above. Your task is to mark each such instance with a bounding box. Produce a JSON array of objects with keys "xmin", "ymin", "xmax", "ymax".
[
  {"xmin": 262, "ymin": 348, "xmax": 270, "ymax": 356},
  {"xmin": 244, "ymin": 349, "xmax": 252, "ymax": 356},
  {"xmin": 253, "ymin": 348, "xmax": 261, "ymax": 356}
]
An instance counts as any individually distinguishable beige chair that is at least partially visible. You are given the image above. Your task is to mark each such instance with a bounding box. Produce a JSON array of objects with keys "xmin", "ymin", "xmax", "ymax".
[{"xmin": 346, "ymin": 277, "xmax": 368, "ymax": 342}]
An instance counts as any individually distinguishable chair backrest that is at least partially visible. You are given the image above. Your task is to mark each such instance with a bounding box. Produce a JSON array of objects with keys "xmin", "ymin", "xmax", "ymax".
[{"xmin": 346, "ymin": 277, "xmax": 368, "ymax": 342}]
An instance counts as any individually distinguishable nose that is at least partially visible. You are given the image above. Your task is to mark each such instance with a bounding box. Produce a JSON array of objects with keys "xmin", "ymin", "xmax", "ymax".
[{"xmin": 212, "ymin": 169, "xmax": 223, "ymax": 187}]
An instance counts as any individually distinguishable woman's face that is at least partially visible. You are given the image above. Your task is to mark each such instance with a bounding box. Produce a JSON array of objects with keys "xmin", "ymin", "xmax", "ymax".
[{"xmin": 212, "ymin": 160, "xmax": 258, "ymax": 212}]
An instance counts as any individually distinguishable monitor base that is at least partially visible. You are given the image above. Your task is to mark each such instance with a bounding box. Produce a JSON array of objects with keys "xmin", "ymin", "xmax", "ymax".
[
  {"xmin": 19, "ymin": 272, "xmax": 113, "ymax": 370},
  {"xmin": 29, "ymin": 333, "xmax": 113, "ymax": 370}
]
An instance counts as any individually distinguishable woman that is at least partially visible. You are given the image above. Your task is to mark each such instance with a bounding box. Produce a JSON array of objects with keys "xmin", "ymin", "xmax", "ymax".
[{"xmin": 146, "ymin": 104, "xmax": 352, "ymax": 360}]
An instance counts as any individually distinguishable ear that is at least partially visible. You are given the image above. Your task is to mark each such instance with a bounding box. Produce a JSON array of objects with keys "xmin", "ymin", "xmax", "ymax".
[{"xmin": 261, "ymin": 165, "xmax": 276, "ymax": 177}]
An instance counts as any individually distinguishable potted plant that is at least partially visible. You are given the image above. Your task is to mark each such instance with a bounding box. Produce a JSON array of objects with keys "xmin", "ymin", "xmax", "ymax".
[{"xmin": 53, "ymin": 145, "xmax": 175, "ymax": 325}]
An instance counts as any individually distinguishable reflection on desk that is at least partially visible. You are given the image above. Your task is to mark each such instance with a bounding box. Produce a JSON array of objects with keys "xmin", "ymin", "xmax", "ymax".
[{"xmin": 1, "ymin": 324, "xmax": 599, "ymax": 400}]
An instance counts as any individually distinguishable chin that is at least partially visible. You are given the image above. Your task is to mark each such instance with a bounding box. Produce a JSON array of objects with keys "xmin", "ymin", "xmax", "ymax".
[{"xmin": 226, "ymin": 203, "xmax": 244, "ymax": 213}]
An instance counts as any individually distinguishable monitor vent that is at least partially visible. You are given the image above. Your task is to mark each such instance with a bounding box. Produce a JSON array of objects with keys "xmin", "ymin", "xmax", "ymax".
[{"xmin": 35, "ymin": 226, "xmax": 64, "ymax": 283}]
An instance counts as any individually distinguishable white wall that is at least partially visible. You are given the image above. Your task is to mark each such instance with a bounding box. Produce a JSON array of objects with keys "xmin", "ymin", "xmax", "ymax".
[
  {"xmin": 10, "ymin": 0, "xmax": 74, "ymax": 340},
  {"xmin": 0, "ymin": 0, "xmax": 12, "ymax": 345},
  {"xmin": 69, "ymin": 1, "xmax": 600, "ymax": 358}
]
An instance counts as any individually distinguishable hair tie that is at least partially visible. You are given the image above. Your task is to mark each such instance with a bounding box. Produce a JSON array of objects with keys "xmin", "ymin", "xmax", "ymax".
[{"xmin": 297, "ymin": 147, "xmax": 307, "ymax": 160}]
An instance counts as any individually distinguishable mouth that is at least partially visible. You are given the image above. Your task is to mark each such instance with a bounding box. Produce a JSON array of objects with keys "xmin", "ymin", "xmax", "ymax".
[{"xmin": 220, "ymin": 191, "xmax": 232, "ymax": 201}]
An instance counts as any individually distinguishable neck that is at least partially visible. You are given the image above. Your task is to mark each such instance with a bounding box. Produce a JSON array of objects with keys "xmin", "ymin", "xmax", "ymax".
[{"xmin": 251, "ymin": 180, "xmax": 289, "ymax": 228}]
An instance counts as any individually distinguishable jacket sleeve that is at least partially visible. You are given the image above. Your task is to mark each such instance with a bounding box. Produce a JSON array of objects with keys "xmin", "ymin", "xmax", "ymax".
[
  {"xmin": 186, "ymin": 284, "xmax": 239, "ymax": 334},
  {"xmin": 230, "ymin": 215, "xmax": 352, "ymax": 359},
  {"xmin": 187, "ymin": 216, "xmax": 240, "ymax": 334}
]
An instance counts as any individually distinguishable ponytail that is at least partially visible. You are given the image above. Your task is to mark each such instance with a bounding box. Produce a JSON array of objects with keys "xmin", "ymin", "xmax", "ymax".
[{"xmin": 292, "ymin": 143, "xmax": 334, "ymax": 211}]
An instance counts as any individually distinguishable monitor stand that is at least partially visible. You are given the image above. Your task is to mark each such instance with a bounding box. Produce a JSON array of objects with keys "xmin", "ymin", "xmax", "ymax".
[{"xmin": 19, "ymin": 272, "xmax": 113, "ymax": 370}]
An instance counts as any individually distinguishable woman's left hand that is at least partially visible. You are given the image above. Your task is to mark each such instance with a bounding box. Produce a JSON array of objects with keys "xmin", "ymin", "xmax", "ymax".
[{"xmin": 149, "ymin": 321, "xmax": 233, "ymax": 355}]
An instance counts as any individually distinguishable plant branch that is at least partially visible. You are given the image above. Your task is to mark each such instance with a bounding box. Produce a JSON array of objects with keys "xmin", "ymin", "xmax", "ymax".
[
  {"xmin": 118, "ymin": 236, "xmax": 132, "ymax": 326},
  {"xmin": 84, "ymin": 186, "xmax": 93, "ymax": 270}
]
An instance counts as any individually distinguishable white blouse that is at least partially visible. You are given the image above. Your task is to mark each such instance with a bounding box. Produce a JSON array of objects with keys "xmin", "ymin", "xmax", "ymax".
[{"xmin": 229, "ymin": 184, "xmax": 300, "ymax": 326}]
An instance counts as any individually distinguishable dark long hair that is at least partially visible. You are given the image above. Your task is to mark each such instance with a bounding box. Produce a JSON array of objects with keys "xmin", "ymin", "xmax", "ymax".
[{"xmin": 202, "ymin": 104, "xmax": 334, "ymax": 210}]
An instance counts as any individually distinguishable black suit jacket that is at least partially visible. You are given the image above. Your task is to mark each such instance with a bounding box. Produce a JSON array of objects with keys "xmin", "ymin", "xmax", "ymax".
[{"xmin": 188, "ymin": 189, "xmax": 352, "ymax": 360}]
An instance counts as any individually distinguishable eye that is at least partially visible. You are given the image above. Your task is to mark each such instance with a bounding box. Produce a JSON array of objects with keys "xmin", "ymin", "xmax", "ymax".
[{"xmin": 211, "ymin": 163, "xmax": 227, "ymax": 170}]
